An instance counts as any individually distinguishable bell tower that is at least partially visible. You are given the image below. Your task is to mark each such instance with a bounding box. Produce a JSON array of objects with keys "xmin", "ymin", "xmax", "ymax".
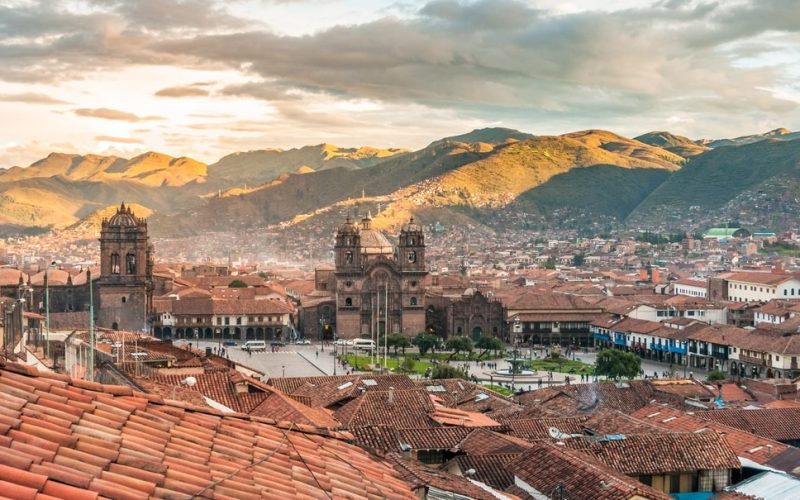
[
  {"xmin": 398, "ymin": 217, "xmax": 425, "ymax": 272},
  {"xmin": 98, "ymin": 203, "xmax": 152, "ymax": 331},
  {"xmin": 334, "ymin": 216, "xmax": 361, "ymax": 272}
]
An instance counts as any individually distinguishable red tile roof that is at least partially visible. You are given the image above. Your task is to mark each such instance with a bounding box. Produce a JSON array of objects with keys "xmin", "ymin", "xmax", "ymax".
[
  {"xmin": 698, "ymin": 408, "xmax": 800, "ymax": 442},
  {"xmin": 0, "ymin": 361, "xmax": 417, "ymax": 499},
  {"xmin": 508, "ymin": 441, "xmax": 671, "ymax": 500}
]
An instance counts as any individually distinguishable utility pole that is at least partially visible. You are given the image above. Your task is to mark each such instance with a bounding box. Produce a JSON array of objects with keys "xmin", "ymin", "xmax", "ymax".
[{"xmin": 88, "ymin": 270, "xmax": 95, "ymax": 382}]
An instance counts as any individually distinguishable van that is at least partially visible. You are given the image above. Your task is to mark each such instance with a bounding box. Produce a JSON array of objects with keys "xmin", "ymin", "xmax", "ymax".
[
  {"xmin": 352, "ymin": 339, "xmax": 376, "ymax": 351},
  {"xmin": 241, "ymin": 340, "xmax": 267, "ymax": 352}
]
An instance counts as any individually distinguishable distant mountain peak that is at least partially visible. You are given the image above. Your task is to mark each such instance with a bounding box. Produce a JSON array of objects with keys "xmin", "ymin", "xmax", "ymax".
[{"xmin": 438, "ymin": 127, "xmax": 535, "ymax": 145}]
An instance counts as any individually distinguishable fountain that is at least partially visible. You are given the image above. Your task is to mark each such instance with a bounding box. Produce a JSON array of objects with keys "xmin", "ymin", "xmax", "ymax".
[{"xmin": 493, "ymin": 358, "xmax": 535, "ymax": 377}]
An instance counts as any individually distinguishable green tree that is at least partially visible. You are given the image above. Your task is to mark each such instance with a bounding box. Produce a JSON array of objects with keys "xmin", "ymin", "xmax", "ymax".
[
  {"xmin": 595, "ymin": 349, "xmax": 641, "ymax": 380},
  {"xmin": 446, "ymin": 336, "xmax": 474, "ymax": 361},
  {"xmin": 706, "ymin": 369, "xmax": 726, "ymax": 382},
  {"xmin": 431, "ymin": 364, "xmax": 466, "ymax": 380},
  {"xmin": 393, "ymin": 335, "xmax": 410, "ymax": 356},
  {"xmin": 543, "ymin": 256, "xmax": 556, "ymax": 270},
  {"xmin": 400, "ymin": 356, "xmax": 416, "ymax": 374},
  {"xmin": 572, "ymin": 253, "xmax": 586, "ymax": 267},
  {"xmin": 413, "ymin": 332, "xmax": 439, "ymax": 356},
  {"xmin": 228, "ymin": 279, "xmax": 248, "ymax": 288},
  {"xmin": 475, "ymin": 336, "xmax": 504, "ymax": 359}
]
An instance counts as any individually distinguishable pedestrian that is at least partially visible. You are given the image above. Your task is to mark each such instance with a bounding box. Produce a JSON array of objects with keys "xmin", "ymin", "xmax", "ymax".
[{"xmin": 316, "ymin": 350, "xmax": 319, "ymax": 358}]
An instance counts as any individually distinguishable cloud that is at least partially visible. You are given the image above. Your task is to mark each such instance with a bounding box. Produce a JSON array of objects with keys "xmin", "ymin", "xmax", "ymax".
[
  {"xmin": 0, "ymin": 92, "xmax": 70, "ymax": 105},
  {"xmin": 95, "ymin": 135, "xmax": 143, "ymax": 144},
  {"xmin": 74, "ymin": 108, "xmax": 161, "ymax": 121},
  {"xmin": 155, "ymin": 84, "xmax": 209, "ymax": 97}
]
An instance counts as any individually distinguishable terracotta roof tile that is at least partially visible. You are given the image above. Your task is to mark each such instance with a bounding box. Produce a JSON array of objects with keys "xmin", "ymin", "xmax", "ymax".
[{"xmin": 0, "ymin": 360, "xmax": 419, "ymax": 499}]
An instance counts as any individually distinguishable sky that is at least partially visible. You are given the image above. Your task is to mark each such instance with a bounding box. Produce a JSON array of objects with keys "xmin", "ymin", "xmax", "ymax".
[{"xmin": 0, "ymin": 0, "xmax": 799, "ymax": 166}]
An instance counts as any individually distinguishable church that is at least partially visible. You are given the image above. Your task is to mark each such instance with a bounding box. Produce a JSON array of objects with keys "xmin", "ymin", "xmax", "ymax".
[{"xmin": 311, "ymin": 215, "xmax": 428, "ymax": 339}]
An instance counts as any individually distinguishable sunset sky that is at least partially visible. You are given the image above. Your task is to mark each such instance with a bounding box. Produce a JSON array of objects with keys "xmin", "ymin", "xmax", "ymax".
[{"xmin": 1, "ymin": 0, "xmax": 799, "ymax": 166}]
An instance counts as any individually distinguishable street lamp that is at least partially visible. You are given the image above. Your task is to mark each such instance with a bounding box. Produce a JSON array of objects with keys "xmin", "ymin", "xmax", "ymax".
[
  {"xmin": 44, "ymin": 261, "xmax": 56, "ymax": 359},
  {"xmin": 216, "ymin": 328, "xmax": 222, "ymax": 352},
  {"xmin": 282, "ymin": 365, "xmax": 285, "ymax": 377}
]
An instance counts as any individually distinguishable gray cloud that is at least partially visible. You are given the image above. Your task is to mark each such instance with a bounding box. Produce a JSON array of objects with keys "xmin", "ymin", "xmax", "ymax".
[
  {"xmin": 155, "ymin": 84, "xmax": 210, "ymax": 97},
  {"xmin": 0, "ymin": 92, "xmax": 70, "ymax": 104},
  {"xmin": 74, "ymin": 108, "xmax": 161, "ymax": 121}
]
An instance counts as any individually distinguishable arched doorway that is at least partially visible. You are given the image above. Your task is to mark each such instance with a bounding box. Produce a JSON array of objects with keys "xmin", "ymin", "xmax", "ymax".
[
  {"xmin": 112, "ymin": 322, "xmax": 119, "ymax": 331},
  {"xmin": 256, "ymin": 327, "xmax": 264, "ymax": 340},
  {"xmin": 265, "ymin": 328, "xmax": 274, "ymax": 340},
  {"xmin": 472, "ymin": 326, "xmax": 483, "ymax": 341},
  {"xmin": 204, "ymin": 328, "xmax": 212, "ymax": 338},
  {"xmin": 163, "ymin": 327, "xmax": 172, "ymax": 338},
  {"xmin": 154, "ymin": 326, "xmax": 162, "ymax": 338},
  {"xmin": 234, "ymin": 327, "xmax": 241, "ymax": 339},
  {"xmin": 246, "ymin": 327, "xmax": 255, "ymax": 339}
]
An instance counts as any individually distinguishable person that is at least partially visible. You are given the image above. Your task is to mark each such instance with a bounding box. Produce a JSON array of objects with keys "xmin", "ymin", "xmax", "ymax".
[{"xmin": 316, "ymin": 350, "xmax": 319, "ymax": 358}]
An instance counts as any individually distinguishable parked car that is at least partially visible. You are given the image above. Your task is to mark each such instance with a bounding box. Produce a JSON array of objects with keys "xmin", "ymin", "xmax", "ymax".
[
  {"xmin": 223, "ymin": 340, "xmax": 237, "ymax": 346},
  {"xmin": 270, "ymin": 341, "xmax": 286, "ymax": 347},
  {"xmin": 296, "ymin": 339, "xmax": 312, "ymax": 345},
  {"xmin": 334, "ymin": 339, "xmax": 353, "ymax": 346}
]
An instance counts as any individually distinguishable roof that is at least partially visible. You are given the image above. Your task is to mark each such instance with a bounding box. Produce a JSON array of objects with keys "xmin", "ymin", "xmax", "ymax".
[
  {"xmin": 563, "ymin": 432, "xmax": 741, "ymax": 475},
  {"xmin": 455, "ymin": 428, "xmax": 531, "ymax": 455},
  {"xmin": 0, "ymin": 361, "xmax": 416, "ymax": 499},
  {"xmin": 386, "ymin": 453, "xmax": 512, "ymax": 500},
  {"xmin": 508, "ymin": 441, "xmax": 671, "ymax": 500},
  {"xmin": 630, "ymin": 404, "xmax": 798, "ymax": 472},
  {"xmin": 725, "ymin": 272, "xmax": 799, "ymax": 286},
  {"xmin": 699, "ymin": 408, "xmax": 800, "ymax": 442},
  {"xmin": 335, "ymin": 389, "xmax": 438, "ymax": 429},
  {"xmin": 449, "ymin": 454, "xmax": 517, "ymax": 490},
  {"xmin": 727, "ymin": 470, "xmax": 800, "ymax": 499}
]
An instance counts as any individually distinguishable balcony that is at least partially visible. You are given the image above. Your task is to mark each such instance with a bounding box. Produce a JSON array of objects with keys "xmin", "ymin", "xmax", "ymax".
[
  {"xmin": 650, "ymin": 343, "xmax": 667, "ymax": 351},
  {"xmin": 614, "ymin": 336, "xmax": 627, "ymax": 346},
  {"xmin": 740, "ymin": 354, "xmax": 766, "ymax": 366},
  {"xmin": 593, "ymin": 332, "xmax": 611, "ymax": 341},
  {"xmin": 668, "ymin": 345, "xmax": 687, "ymax": 354}
]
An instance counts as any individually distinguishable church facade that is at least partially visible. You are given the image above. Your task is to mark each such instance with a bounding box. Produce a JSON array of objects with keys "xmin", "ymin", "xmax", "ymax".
[{"xmin": 333, "ymin": 215, "xmax": 428, "ymax": 339}]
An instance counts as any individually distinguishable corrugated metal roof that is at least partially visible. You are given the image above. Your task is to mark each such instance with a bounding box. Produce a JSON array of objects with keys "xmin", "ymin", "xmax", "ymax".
[{"xmin": 729, "ymin": 470, "xmax": 800, "ymax": 499}]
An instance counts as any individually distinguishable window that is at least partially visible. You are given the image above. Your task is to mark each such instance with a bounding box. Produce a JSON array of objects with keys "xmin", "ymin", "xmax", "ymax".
[
  {"xmin": 121, "ymin": 296, "xmax": 126, "ymax": 304},
  {"xmin": 345, "ymin": 280, "xmax": 352, "ymax": 288},
  {"xmin": 236, "ymin": 317, "xmax": 242, "ymax": 325},
  {"xmin": 224, "ymin": 317, "xmax": 230, "ymax": 325},
  {"xmin": 407, "ymin": 250, "xmax": 416, "ymax": 263},
  {"xmin": 345, "ymin": 297, "xmax": 353, "ymax": 307},
  {"xmin": 110, "ymin": 253, "xmax": 120, "ymax": 274},
  {"xmin": 410, "ymin": 297, "xmax": 417, "ymax": 306},
  {"xmin": 345, "ymin": 251, "xmax": 353, "ymax": 264},
  {"xmin": 126, "ymin": 253, "xmax": 136, "ymax": 274},
  {"xmin": 411, "ymin": 281, "xmax": 417, "ymax": 287}
]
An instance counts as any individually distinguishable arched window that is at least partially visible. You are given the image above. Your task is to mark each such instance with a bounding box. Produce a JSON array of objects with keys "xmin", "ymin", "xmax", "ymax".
[
  {"xmin": 110, "ymin": 253, "xmax": 120, "ymax": 274},
  {"xmin": 126, "ymin": 253, "xmax": 136, "ymax": 274},
  {"xmin": 345, "ymin": 251, "xmax": 353, "ymax": 264},
  {"xmin": 407, "ymin": 250, "xmax": 416, "ymax": 263},
  {"xmin": 345, "ymin": 297, "xmax": 353, "ymax": 307},
  {"xmin": 410, "ymin": 297, "xmax": 417, "ymax": 306}
]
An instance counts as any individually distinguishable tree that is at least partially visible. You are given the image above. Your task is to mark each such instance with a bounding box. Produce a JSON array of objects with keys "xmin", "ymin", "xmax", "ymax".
[
  {"xmin": 595, "ymin": 349, "xmax": 641, "ymax": 380},
  {"xmin": 228, "ymin": 279, "xmax": 247, "ymax": 288},
  {"xmin": 400, "ymin": 356, "xmax": 417, "ymax": 374},
  {"xmin": 431, "ymin": 364, "xmax": 466, "ymax": 380},
  {"xmin": 413, "ymin": 332, "xmax": 439, "ymax": 356},
  {"xmin": 393, "ymin": 335, "xmax": 410, "ymax": 356},
  {"xmin": 446, "ymin": 336, "xmax": 474, "ymax": 361},
  {"xmin": 543, "ymin": 256, "xmax": 556, "ymax": 270},
  {"xmin": 572, "ymin": 253, "xmax": 586, "ymax": 267},
  {"xmin": 706, "ymin": 369, "xmax": 726, "ymax": 382},
  {"xmin": 475, "ymin": 336, "xmax": 504, "ymax": 359}
]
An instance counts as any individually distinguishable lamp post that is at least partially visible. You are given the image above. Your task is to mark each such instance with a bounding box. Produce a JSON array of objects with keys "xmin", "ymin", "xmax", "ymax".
[
  {"xmin": 88, "ymin": 269, "xmax": 95, "ymax": 382},
  {"xmin": 216, "ymin": 328, "xmax": 222, "ymax": 352},
  {"xmin": 44, "ymin": 261, "xmax": 56, "ymax": 359},
  {"xmin": 282, "ymin": 365, "xmax": 285, "ymax": 378}
]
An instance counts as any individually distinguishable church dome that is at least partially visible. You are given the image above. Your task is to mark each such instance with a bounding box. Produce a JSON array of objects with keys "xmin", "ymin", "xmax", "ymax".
[
  {"xmin": 338, "ymin": 216, "xmax": 359, "ymax": 234},
  {"xmin": 107, "ymin": 203, "xmax": 139, "ymax": 227},
  {"xmin": 401, "ymin": 217, "xmax": 422, "ymax": 233}
]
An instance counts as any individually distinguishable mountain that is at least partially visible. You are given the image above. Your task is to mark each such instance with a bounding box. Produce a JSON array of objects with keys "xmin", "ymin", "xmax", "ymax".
[
  {"xmin": 205, "ymin": 144, "xmax": 407, "ymax": 189},
  {"xmin": 152, "ymin": 129, "xmax": 682, "ymax": 236},
  {"xmin": 437, "ymin": 127, "xmax": 535, "ymax": 145},
  {"xmin": 705, "ymin": 128, "xmax": 800, "ymax": 149},
  {"xmin": 0, "ymin": 152, "xmax": 207, "ymax": 187},
  {"xmin": 635, "ymin": 131, "xmax": 710, "ymax": 158},
  {"xmin": 0, "ymin": 176, "xmax": 200, "ymax": 231},
  {"xmin": 62, "ymin": 203, "xmax": 154, "ymax": 239},
  {"xmin": 630, "ymin": 138, "xmax": 800, "ymax": 218}
]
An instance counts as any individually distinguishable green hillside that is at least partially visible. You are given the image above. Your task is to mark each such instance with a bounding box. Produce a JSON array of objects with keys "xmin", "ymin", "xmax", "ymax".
[
  {"xmin": 516, "ymin": 165, "xmax": 672, "ymax": 219},
  {"xmin": 632, "ymin": 139, "xmax": 800, "ymax": 216}
]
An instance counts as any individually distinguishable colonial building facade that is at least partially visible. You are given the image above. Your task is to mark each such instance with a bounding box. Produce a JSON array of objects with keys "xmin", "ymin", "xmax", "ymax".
[{"xmin": 334, "ymin": 215, "xmax": 428, "ymax": 338}]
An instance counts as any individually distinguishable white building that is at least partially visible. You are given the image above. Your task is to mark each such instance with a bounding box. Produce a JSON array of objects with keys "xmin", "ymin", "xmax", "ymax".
[
  {"xmin": 725, "ymin": 272, "xmax": 800, "ymax": 303},
  {"xmin": 672, "ymin": 278, "xmax": 707, "ymax": 298}
]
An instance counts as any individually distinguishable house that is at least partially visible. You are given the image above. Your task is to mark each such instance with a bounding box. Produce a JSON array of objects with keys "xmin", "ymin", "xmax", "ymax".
[
  {"xmin": 672, "ymin": 278, "xmax": 708, "ymax": 298},
  {"xmin": 723, "ymin": 271, "xmax": 800, "ymax": 303}
]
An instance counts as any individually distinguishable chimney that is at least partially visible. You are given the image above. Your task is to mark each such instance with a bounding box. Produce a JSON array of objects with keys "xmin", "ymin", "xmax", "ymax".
[{"xmin": 388, "ymin": 387, "xmax": 395, "ymax": 405}]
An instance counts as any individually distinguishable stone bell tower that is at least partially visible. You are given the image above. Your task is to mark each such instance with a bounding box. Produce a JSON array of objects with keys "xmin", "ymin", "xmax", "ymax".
[{"xmin": 98, "ymin": 203, "xmax": 153, "ymax": 331}]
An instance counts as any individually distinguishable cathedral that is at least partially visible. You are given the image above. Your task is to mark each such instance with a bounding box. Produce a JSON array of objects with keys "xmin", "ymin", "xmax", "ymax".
[{"xmin": 333, "ymin": 215, "xmax": 428, "ymax": 338}]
